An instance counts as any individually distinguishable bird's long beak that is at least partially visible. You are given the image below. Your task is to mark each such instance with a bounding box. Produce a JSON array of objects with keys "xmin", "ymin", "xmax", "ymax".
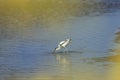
[{"xmin": 52, "ymin": 48, "xmax": 56, "ymax": 54}]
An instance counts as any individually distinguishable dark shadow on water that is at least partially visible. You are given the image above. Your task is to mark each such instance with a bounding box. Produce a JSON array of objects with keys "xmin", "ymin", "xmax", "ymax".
[
  {"xmin": 90, "ymin": 57, "xmax": 110, "ymax": 62},
  {"xmin": 90, "ymin": 55, "xmax": 120, "ymax": 63},
  {"xmin": 50, "ymin": 51, "xmax": 83, "ymax": 55}
]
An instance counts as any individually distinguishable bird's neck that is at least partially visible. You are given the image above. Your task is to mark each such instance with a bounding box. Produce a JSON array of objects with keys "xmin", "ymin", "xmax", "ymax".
[{"xmin": 55, "ymin": 46, "xmax": 61, "ymax": 51}]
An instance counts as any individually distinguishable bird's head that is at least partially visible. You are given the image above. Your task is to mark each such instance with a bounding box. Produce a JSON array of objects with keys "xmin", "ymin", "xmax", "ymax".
[
  {"xmin": 54, "ymin": 47, "xmax": 60, "ymax": 51},
  {"xmin": 54, "ymin": 47, "xmax": 57, "ymax": 51}
]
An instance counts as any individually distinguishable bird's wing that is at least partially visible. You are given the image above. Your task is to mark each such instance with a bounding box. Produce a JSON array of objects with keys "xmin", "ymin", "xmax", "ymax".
[{"xmin": 59, "ymin": 41, "xmax": 65, "ymax": 46}]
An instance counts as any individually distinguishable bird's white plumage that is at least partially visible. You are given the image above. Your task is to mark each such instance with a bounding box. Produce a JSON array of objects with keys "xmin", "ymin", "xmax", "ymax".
[
  {"xmin": 54, "ymin": 38, "xmax": 71, "ymax": 52},
  {"xmin": 59, "ymin": 41, "xmax": 65, "ymax": 46},
  {"xmin": 61, "ymin": 39, "xmax": 70, "ymax": 47}
]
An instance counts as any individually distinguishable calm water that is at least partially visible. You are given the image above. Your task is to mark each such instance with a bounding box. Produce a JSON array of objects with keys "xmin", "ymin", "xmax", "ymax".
[{"xmin": 1, "ymin": 3, "xmax": 120, "ymax": 80}]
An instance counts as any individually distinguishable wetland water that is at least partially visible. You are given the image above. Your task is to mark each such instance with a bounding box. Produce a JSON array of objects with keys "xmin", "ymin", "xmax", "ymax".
[{"xmin": 0, "ymin": 1, "xmax": 120, "ymax": 80}]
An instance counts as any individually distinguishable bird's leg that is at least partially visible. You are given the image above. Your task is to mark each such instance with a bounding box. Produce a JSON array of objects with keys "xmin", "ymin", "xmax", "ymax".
[
  {"xmin": 65, "ymin": 47, "xmax": 68, "ymax": 54},
  {"xmin": 62, "ymin": 47, "xmax": 65, "ymax": 54}
]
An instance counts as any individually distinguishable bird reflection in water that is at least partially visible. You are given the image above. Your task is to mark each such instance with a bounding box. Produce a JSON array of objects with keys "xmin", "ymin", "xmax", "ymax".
[{"xmin": 54, "ymin": 53, "xmax": 72, "ymax": 76}]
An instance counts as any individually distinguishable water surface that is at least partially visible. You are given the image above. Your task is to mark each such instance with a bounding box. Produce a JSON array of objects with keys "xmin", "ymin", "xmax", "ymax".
[{"xmin": 1, "ymin": 1, "xmax": 120, "ymax": 80}]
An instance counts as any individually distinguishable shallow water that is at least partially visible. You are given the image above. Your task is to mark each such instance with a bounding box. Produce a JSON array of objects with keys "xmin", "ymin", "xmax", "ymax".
[{"xmin": 1, "ymin": 1, "xmax": 120, "ymax": 80}]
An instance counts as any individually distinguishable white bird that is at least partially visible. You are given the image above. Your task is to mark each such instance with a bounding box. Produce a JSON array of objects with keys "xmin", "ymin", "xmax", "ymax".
[{"xmin": 54, "ymin": 38, "xmax": 71, "ymax": 53}]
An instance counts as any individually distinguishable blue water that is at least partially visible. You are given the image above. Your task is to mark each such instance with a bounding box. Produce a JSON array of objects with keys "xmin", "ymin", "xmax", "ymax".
[{"xmin": 0, "ymin": 10, "xmax": 120, "ymax": 80}]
